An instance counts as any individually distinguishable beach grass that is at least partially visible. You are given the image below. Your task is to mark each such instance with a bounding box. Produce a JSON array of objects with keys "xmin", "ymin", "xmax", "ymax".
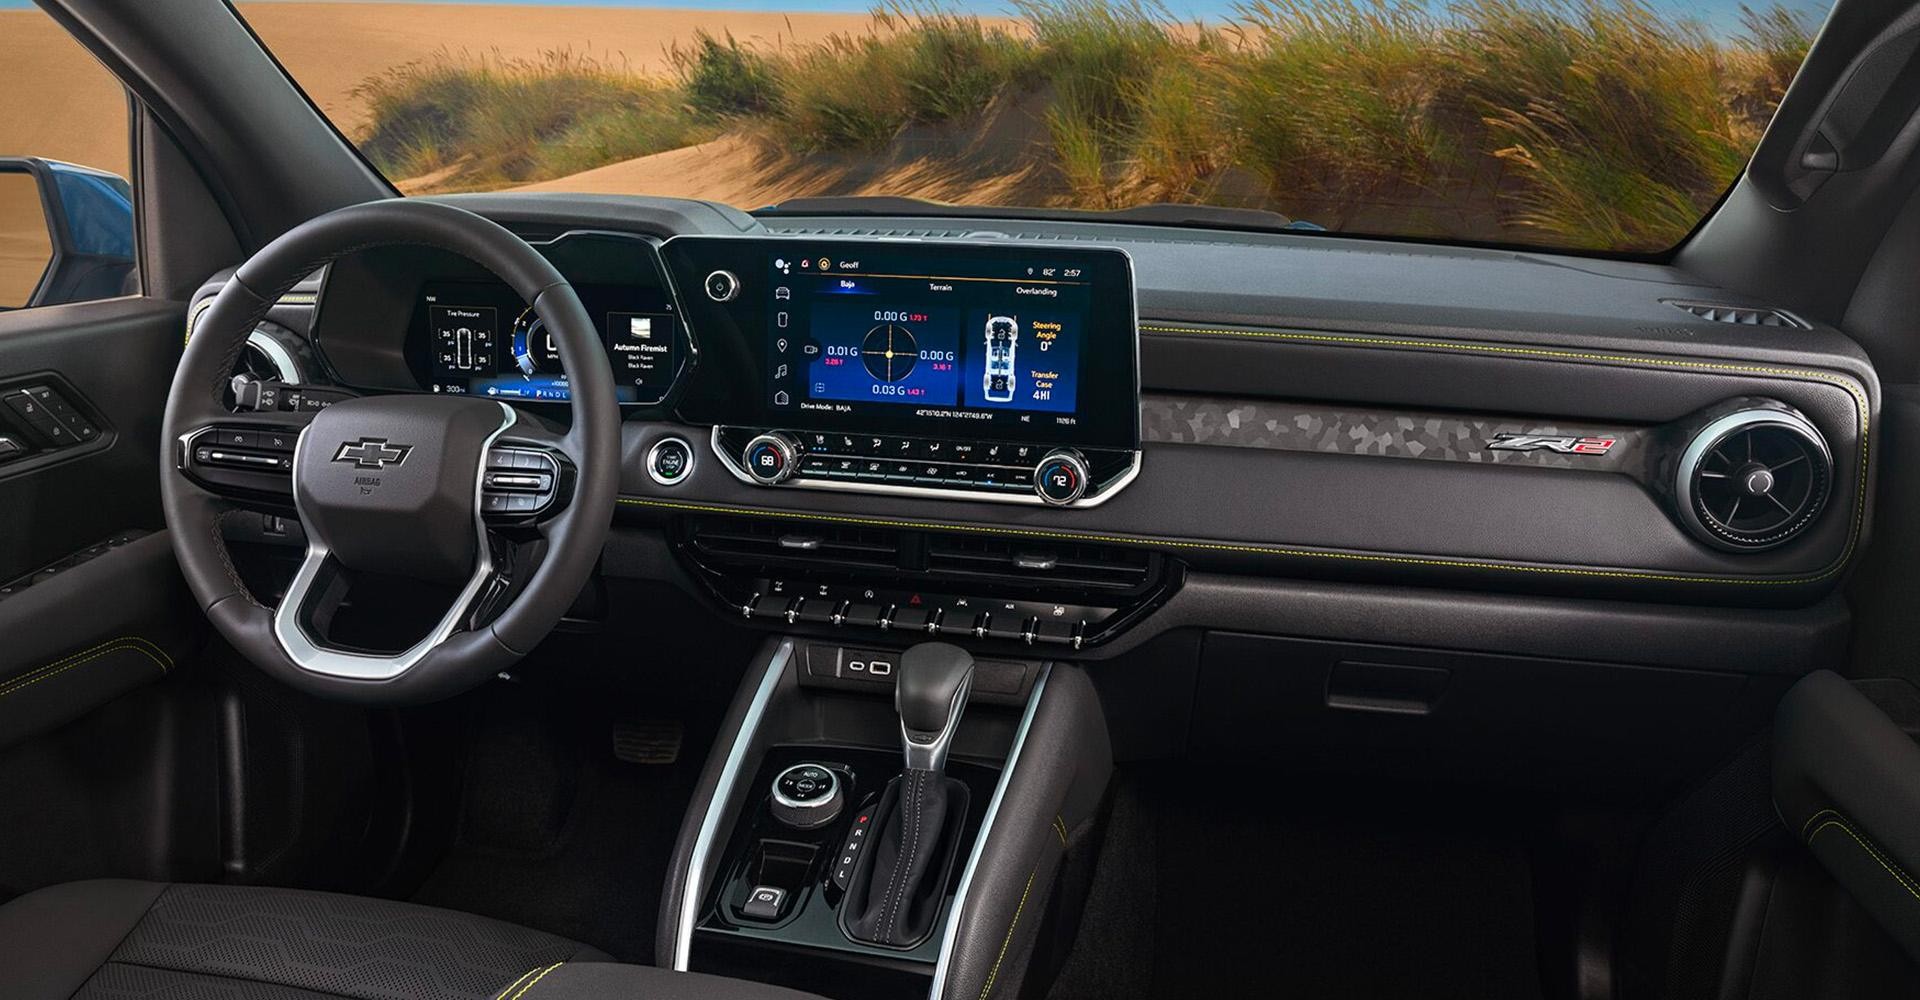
[{"xmin": 351, "ymin": 0, "xmax": 1817, "ymax": 250}]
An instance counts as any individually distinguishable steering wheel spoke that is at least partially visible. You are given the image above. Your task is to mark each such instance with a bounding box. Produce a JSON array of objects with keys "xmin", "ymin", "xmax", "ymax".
[{"xmin": 175, "ymin": 411, "xmax": 320, "ymax": 505}]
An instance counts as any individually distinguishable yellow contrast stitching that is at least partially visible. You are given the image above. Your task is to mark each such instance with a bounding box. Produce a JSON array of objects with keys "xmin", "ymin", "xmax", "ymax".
[
  {"xmin": 1053, "ymin": 815, "xmax": 1069, "ymax": 848},
  {"xmin": 0, "ymin": 637, "xmax": 171, "ymax": 700},
  {"xmin": 493, "ymin": 968, "xmax": 540, "ymax": 1000},
  {"xmin": 505, "ymin": 963, "xmax": 562, "ymax": 1000},
  {"xmin": 1141, "ymin": 322, "xmax": 1872, "ymax": 575},
  {"xmin": 977, "ymin": 871, "xmax": 1036, "ymax": 1000},
  {"xmin": 1808, "ymin": 817, "xmax": 1920, "ymax": 903},
  {"xmin": 1800, "ymin": 807, "xmax": 1841, "ymax": 842},
  {"xmin": 621, "ymin": 496, "xmax": 1827, "ymax": 586},
  {"xmin": 621, "ymin": 323, "xmax": 1872, "ymax": 587}
]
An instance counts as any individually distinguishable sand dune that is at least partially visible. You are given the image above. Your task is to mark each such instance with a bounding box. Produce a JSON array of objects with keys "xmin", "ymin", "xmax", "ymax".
[
  {"xmin": 237, "ymin": 3, "xmax": 885, "ymax": 134},
  {"xmin": 0, "ymin": 3, "xmax": 887, "ymax": 178},
  {"xmin": 0, "ymin": 11, "xmax": 131, "ymax": 177},
  {"xmin": 0, "ymin": 173, "xmax": 53, "ymax": 307}
]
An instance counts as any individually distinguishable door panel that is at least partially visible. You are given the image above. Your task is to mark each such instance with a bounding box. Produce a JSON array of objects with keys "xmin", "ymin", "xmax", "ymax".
[{"xmin": 0, "ymin": 296, "xmax": 201, "ymax": 746}]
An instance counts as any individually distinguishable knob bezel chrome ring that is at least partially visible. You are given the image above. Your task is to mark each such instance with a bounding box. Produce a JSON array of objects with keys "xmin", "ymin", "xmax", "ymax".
[
  {"xmin": 742, "ymin": 432, "xmax": 798, "ymax": 485},
  {"xmin": 703, "ymin": 269, "xmax": 741, "ymax": 302},
  {"xmin": 1034, "ymin": 449, "xmax": 1090, "ymax": 505}
]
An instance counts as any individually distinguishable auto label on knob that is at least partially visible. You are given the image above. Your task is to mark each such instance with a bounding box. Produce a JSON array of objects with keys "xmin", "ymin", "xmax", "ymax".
[{"xmin": 770, "ymin": 763, "xmax": 843, "ymax": 829}]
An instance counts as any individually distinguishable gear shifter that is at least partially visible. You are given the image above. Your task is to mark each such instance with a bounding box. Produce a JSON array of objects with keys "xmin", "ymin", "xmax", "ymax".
[
  {"xmin": 897, "ymin": 641, "xmax": 974, "ymax": 772},
  {"xmin": 839, "ymin": 642, "xmax": 975, "ymax": 948}
]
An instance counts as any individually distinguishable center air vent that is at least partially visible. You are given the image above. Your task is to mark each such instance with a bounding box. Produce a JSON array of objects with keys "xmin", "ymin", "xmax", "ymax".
[
  {"xmin": 924, "ymin": 536, "xmax": 1155, "ymax": 593},
  {"xmin": 682, "ymin": 515, "xmax": 1162, "ymax": 594},
  {"xmin": 686, "ymin": 518, "xmax": 901, "ymax": 573},
  {"xmin": 1676, "ymin": 404, "xmax": 1831, "ymax": 552}
]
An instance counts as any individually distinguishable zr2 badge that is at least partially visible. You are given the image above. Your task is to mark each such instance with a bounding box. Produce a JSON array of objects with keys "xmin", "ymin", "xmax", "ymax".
[{"xmin": 1487, "ymin": 433, "xmax": 1617, "ymax": 456}]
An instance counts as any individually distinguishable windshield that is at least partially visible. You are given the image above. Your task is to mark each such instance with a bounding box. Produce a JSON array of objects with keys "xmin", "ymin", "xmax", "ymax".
[{"xmin": 237, "ymin": 0, "xmax": 1831, "ymax": 254}]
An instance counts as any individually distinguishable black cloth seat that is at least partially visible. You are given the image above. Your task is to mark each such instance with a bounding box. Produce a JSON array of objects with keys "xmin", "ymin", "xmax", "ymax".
[{"xmin": 0, "ymin": 880, "xmax": 821, "ymax": 1000}]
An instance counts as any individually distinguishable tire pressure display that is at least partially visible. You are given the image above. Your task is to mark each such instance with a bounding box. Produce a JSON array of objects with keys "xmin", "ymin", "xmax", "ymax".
[{"xmin": 767, "ymin": 251, "xmax": 1089, "ymax": 429}]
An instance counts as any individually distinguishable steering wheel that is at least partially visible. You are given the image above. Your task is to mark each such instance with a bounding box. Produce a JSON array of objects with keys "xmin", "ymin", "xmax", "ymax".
[{"xmin": 160, "ymin": 200, "xmax": 620, "ymax": 704}]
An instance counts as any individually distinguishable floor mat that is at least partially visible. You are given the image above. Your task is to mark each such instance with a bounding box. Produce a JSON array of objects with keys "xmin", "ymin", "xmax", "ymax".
[
  {"xmin": 407, "ymin": 699, "xmax": 698, "ymax": 962},
  {"xmin": 406, "ymin": 618, "xmax": 757, "ymax": 963},
  {"xmin": 1049, "ymin": 765, "xmax": 1548, "ymax": 1000}
]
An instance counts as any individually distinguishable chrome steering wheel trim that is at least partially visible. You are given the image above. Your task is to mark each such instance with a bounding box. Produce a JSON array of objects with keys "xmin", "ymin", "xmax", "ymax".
[{"xmin": 271, "ymin": 401, "xmax": 516, "ymax": 680}]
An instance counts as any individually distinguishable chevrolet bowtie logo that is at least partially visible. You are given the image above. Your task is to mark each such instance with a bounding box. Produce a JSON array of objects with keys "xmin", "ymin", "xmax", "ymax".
[{"xmin": 332, "ymin": 438, "xmax": 413, "ymax": 470}]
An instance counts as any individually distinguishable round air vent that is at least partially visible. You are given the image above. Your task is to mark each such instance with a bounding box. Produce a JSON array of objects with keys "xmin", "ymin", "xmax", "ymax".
[{"xmin": 1676, "ymin": 404, "xmax": 1831, "ymax": 552}]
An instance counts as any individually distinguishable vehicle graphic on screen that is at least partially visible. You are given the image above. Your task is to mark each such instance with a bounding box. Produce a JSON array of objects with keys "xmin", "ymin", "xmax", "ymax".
[{"xmin": 983, "ymin": 315, "xmax": 1018, "ymax": 402}]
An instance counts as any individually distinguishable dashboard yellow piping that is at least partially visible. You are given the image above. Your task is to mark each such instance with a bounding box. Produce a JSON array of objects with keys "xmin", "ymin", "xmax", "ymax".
[{"xmin": 619, "ymin": 323, "xmax": 1870, "ymax": 587}]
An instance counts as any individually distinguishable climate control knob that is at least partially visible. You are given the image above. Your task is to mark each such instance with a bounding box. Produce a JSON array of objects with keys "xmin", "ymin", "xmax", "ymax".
[
  {"xmin": 1034, "ymin": 449, "xmax": 1089, "ymax": 505},
  {"xmin": 743, "ymin": 433, "xmax": 799, "ymax": 485}
]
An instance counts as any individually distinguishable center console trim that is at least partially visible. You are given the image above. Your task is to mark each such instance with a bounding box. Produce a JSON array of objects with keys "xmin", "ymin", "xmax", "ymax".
[
  {"xmin": 927, "ymin": 661, "xmax": 1052, "ymax": 1000},
  {"xmin": 673, "ymin": 638, "xmax": 795, "ymax": 971},
  {"xmin": 707, "ymin": 426, "xmax": 1143, "ymax": 509},
  {"xmin": 673, "ymin": 637, "xmax": 1055, "ymax": 998}
]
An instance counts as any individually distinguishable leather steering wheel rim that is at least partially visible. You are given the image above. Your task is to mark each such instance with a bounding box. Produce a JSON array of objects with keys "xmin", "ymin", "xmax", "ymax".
[{"xmin": 159, "ymin": 199, "xmax": 621, "ymax": 704}]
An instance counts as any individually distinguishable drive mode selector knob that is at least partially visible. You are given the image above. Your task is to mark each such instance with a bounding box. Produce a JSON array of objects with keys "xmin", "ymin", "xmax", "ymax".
[
  {"xmin": 1035, "ymin": 449, "xmax": 1089, "ymax": 505},
  {"xmin": 743, "ymin": 432, "xmax": 798, "ymax": 485},
  {"xmin": 771, "ymin": 763, "xmax": 843, "ymax": 830}
]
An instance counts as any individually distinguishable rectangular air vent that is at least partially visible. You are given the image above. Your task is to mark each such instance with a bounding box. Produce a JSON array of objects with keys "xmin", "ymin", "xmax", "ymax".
[
  {"xmin": 924, "ymin": 535, "xmax": 1155, "ymax": 593},
  {"xmin": 686, "ymin": 517, "xmax": 901, "ymax": 573},
  {"xmin": 683, "ymin": 516, "xmax": 1161, "ymax": 595},
  {"xmin": 1662, "ymin": 299, "xmax": 1808, "ymax": 328}
]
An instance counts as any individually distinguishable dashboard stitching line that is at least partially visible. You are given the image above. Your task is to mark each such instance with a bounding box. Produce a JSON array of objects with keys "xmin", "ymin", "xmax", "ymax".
[
  {"xmin": 1139, "ymin": 322, "xmax": 1871, "ymax": 579},
  {"xmin": 615, "ymin": 497, "xmax": 1840, "ymax": 586}
]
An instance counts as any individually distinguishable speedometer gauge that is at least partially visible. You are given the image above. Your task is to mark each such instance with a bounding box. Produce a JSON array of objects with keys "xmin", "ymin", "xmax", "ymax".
[{"xmin": 509, "ymin": 306, "xmax": 561, "ymax": 378}]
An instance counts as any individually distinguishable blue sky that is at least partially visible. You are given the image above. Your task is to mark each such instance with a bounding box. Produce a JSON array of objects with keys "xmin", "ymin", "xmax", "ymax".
[{"xmin": 0, "ymin": 0, "xmax": 1832, "ymax": 39}]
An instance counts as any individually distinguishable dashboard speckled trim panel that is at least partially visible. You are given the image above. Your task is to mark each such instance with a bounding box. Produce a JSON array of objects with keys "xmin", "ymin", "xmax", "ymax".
[
  {"xmin": 620, "ymin": 320, "xmax": 1874, "ymax": 600},
  {"xmin": 1140, "ymin": 394, "xmax": 1638, "ymax": 470}
]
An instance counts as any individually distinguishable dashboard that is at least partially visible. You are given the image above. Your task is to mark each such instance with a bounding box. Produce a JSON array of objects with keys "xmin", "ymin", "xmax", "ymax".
[
  {"xmin": 238, "ymin": 197, "xmax": 1875, "ymax": 622},
  {"xmin": 183, "ymin": 193, "xmax": 1878, "ymax": 804}
]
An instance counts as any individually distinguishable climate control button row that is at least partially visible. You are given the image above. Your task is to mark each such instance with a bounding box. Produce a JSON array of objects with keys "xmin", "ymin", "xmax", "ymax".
[{"xmin": 741, "ymin": 591, "xmax": 1089, "ymax": 648}]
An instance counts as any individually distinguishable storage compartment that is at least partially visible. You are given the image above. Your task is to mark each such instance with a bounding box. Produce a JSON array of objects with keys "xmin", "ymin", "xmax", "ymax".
[{"xmin": 1193, "ymin": 632, "xmax": 1786, "ymax": 789}]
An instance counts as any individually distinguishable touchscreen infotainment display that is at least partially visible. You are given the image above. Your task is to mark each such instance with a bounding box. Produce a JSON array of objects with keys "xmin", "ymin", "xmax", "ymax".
[{"xmin": 761, "ymin": 244, "xmax": 1134, "ymax": 445}]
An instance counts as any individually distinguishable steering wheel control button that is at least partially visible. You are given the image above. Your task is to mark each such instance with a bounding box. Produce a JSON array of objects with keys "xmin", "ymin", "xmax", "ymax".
[
  {"xmin": 1035, "ymin": 450, "xmax": 1089, "ymax": 505},
  {"xmin": 740, "ymin": 885, "xmax": 787, "ymax": 922},
  {"xmin": 480, "ymin": 447, "xmax": 564, "ymax": 520},
  {"xmin": 703, "ymin": 270, "xmax": 741, "ymax": 302},
  {"xmin": 646, "ymin": 437, "xmax": 693, "ymax": 486},
  {"xmin": 771, "ymin": 763, "xmax": 844, "ymax": 830},
  {"xmin": 743, "ymin": 432, "xmax": 798, "ymax": 485}
]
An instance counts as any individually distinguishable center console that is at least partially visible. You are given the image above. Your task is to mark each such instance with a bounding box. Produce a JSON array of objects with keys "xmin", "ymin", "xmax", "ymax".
[
  {"xmin": 659, "ymin": 638, "xmax": 1112, "ymax": 1000},
  {"xmin": 664, "ymin": 237, "xmax": 1142, "ymax": 509}
]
